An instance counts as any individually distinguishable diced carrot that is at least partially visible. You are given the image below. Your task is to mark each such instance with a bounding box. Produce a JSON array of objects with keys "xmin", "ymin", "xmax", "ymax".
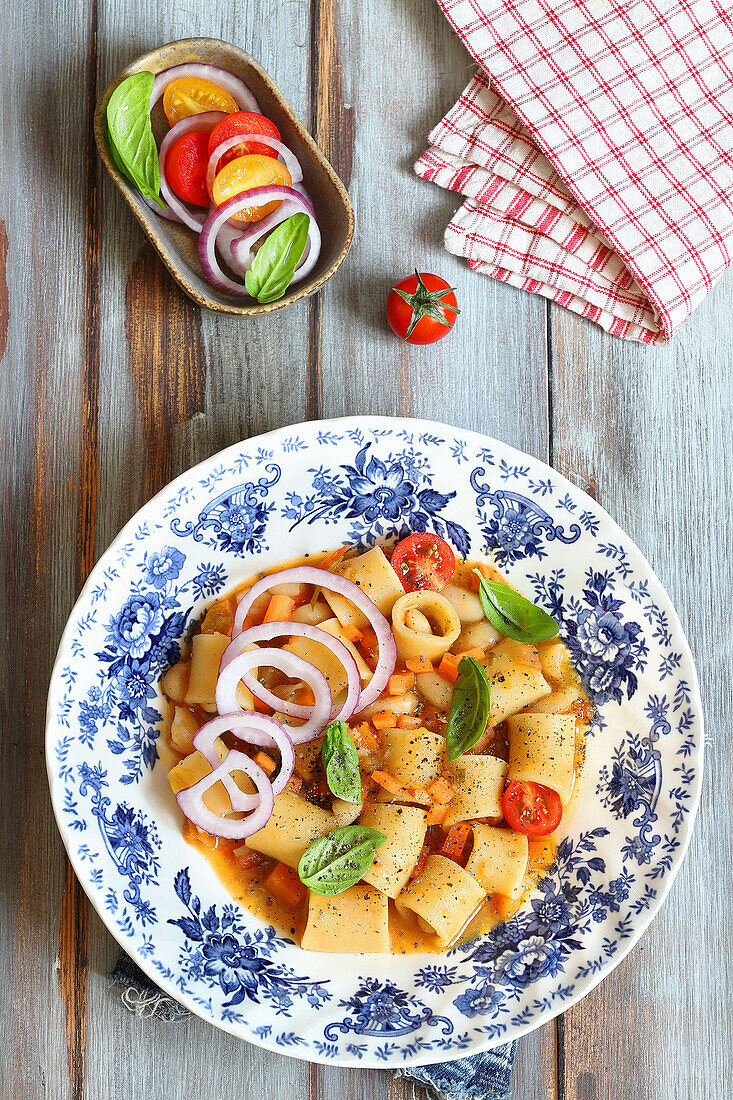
[
  {"xmin": 352, "ymin": 722, "xmax": 379, "ymax": 753},
  {"xmin": 572, "ymin": 696, "xmax": 594, "ymax": 722},
  {"xmin": 456, "ymin": 647, "xmax": 485, "ymax": 661},
  {"xmin": 406, "ymin": 655, "xmax": 433, "ymax": 674},
  {"xmin": 342, "ymin": 623, "xmax": 365, "ymax": 644},
  {"xmin": 397, "ymin": 714, "xmax": 422, "ymax": 730},
  {"xmin": 426, "ymin": 802, "xmax": 450, "ymax": 826},
  {"xmin": 427, "ymin": 776, "xmax": 456, "ymax": 804},
  {"xmin": 233, "ymin": 848, "xmax": 261, "ymax": 870},
  {"xmin": 252, "ymin": 751, "xmax": 276, "ymax": 776},
  {"xmin": 468, "ymin": 570, "xmax": 482, "ymax": 593},
  {"xmin": 358, "ymin": 627, "xmax": 380, "ymax": 671},
  {"xmin": 283, "ymin": 774, "xmax": 304, "ymax": 794},
  {"xmin": 319, "ymin": 545, "xmax": 350, "ymax": 571},
  {"xmin": 294, "ymin": 683, "xmax": 316, "ymax": 707},
  {"xmin": 263, "ymin": 594, "xmax": 295, "ymax": 624},
  {"xmin": 410, "ymin": 843, "xmax": 430, "ymax": 881},
  {"xmin": 440, "ymin": 823, "xmax": 472, "ymax": 865},
  {"xmin": 437, "ymin": 653, "xmax": 460, "ymax": 684},
  {"xmin": 251, "ymin": 694, "xmax": 273, "ymax": 715},
  {"xmin": 388, "ymin": 672, "xmax": 414, "ymax": 695},
  {"xmin": 371, "ymin": 709, "xmax": 399, "ymax": 730},
  {"xmin": 264, "ymin": 862, "xmax": 307, "ymax": 908},
  {"xmin": 371, "ymin": 770, "xmax": 402, "ymax": 795}
]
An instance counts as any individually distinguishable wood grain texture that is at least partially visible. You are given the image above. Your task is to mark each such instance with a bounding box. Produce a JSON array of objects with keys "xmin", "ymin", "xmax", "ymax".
[{"xmin": 1, "ymin": 0, "xmax": 730, "ymax": 1094}]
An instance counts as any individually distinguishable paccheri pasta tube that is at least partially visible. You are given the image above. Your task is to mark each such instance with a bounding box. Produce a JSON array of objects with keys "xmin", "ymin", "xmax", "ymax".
[
  {"xmin": 301, "ymin": 884, "xmax": 389, "ymax": 952},
  {"xmin": 391, "ymin": 591, "xmax": 461, "ymax": 662},
  {"xmin": 507, "ymin": 713, "xmax": 576, "ymax": 805},
  {"xmin": 396, "ymin": 854, "xmax": 485, "ymax": 944},
  {"xmin": 444, "ymin": 755, "xmax": 507, "ymax": 829},
  {"xmin": 359, "ymin": 803, "xmax": 428, "ymax": 897},
  {"xmin": 244, "ymin": 790, "xmax": 334, "ymax": 867},
  {"xmin": 466, "ymin": 824, "xmax": 529, "ymax": 898}
]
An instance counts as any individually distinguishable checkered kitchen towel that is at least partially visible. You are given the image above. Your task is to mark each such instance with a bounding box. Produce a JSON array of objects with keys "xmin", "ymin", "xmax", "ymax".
[{"xmin": 416, "ymin": 0, "xmax": 733, "ymax": 343}]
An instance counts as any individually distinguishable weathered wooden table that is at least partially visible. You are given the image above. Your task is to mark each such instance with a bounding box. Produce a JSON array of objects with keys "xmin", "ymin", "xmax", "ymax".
[{"xmin": 2, "ymin": 1, "xmax": 730, "ymax": 1097}]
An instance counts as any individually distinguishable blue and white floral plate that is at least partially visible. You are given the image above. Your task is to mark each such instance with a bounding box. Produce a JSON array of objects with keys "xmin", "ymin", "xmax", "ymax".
[{"xmin": 46, "ymin": 417, "xmax": 703, "ymax": 1067}]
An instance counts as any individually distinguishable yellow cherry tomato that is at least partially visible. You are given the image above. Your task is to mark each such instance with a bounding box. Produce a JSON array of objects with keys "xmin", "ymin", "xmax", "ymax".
[
  {"xmin": 211, "ymin": 154, "xmax": 292, "ymax": 223},
  {"xmin": 163, "ymin": 77, "xmax": 239, "ymax": 126}
]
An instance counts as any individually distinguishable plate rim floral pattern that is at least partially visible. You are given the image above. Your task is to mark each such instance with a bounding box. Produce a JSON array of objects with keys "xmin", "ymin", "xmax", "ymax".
[{"xmin": 45, "ymin": 416, "xmax": 704, "ymax": 1068}]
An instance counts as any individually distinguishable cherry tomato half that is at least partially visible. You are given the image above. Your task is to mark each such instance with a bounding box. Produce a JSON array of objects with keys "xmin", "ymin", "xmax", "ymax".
[
  {"xmin": 502, "ymin": 781, "xmax": 562, "ymax": 837},
  {"xmin": 163, "ymin": 76, "xmax": 239, "ymax": 126},
  {"xmin": 386, "ymin": 271, "xmax": 460, "ymax": 344},
  {"xmin": 208, "ymin": 111, "xmax": 282, "ymax": 168},
  {"xmin": 164, "ymin": 131, "xmax": 210, "ymax": 207},
  {"xmin": 211, "ymin": 153, "xmax": 292, "ymax": 223},
  {"xmin": 391, "ymin": 533, "xmax": 456, "ymax": 592}
]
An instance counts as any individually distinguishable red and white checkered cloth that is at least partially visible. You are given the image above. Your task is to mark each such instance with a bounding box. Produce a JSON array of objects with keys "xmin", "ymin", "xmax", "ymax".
[{"xmin": 416, "ymin": 0, "xmax": 733, "ymax": 342}]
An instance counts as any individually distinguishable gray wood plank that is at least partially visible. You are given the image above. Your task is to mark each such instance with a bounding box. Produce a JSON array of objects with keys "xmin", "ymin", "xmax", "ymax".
[
  {"xmin": 0, "ymin": 2, "xmax": 99, "ymax": 1098},
  {"xmin": 312, "ymin": 0, "xmax": 556, "ymax": 1093},
  {"xmin": 549, "ymin": 283, "xmax": 733, "ymax": 1098}
]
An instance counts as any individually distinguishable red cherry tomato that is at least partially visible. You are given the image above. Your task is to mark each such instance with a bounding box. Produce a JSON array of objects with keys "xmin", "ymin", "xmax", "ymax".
[
  {"xmin": 208, "ymin": 111, "xmax": 282, "ymax": 168},
  {"xmin": 386, "ymin": 271, "xmax": 460, "ymax": 344},
  {"xmin": 164, "ymin": 131, "xmax": 210, "ymax": 207},
  {"xmin": 391, "ymin": 533, "xmax": 456, "ymax": 592},
  {"xmin": 502, "ymin": 781, "xmax": 563, "ymax": 837}
]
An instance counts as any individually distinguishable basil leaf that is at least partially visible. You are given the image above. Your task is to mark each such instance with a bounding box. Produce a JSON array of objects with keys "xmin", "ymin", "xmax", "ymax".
[
  {"xmin": 106, "ymin": 72, "xmax": 162, "ymax": 207},
  {"xmin": 474, "ymin": 571, "xmax": 559, "ymax": 643},
  {"xmin": 322, "ymin": 721, "xmax": 362, "ymax": 804},
  {"xmin": 445, "ymin": 656, "xmax": 491, "ymax": 762},
  {"xmin": 245, "ymin": 213, "xmax": 310, "ymax": 303},
  {"xmin": 298, "ymin": 825, "xmax": 386, "ymax": 896}
]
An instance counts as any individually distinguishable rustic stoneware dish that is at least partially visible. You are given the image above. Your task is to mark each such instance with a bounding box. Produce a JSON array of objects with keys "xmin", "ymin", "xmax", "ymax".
[
  {"xmin": 94, "ymin": 38, "xmax": 354, "ymax": 315},
  {"xmin": 46, "ymin": 416, "xmax": 703, "ymax": 1067}
]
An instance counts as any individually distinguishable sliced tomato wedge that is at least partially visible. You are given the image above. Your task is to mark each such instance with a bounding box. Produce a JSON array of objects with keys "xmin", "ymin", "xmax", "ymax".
[
  {"xmin": 211, "ymin": 153, "xmax": 292, "ymax": 223},
  {"xmin": 164, "ymin": 131, "xmax": 210, "ymax": 207},
  {"xmin": 208, "ymin": 111, "xmax": 282, "ymax": 167},
  {"xmin": 502, "ymin": 781, "xmax": 562, "ymax": 837},
  {"xmin": 162, "ymin": 76, "xmax": 239, "ymax": 125},
  {"xmin": 391, "ymin": 532, "xmax": 455, "ymax": 592}
]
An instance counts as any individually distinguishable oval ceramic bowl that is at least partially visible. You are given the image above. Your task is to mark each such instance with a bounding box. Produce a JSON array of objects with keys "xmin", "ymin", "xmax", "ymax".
[
  {"xmin": 46, "ymin": 417, "xmax": 703, "ymax": 1067},
  {"xmin": 95, "ymin": 39, "xmax": 354, "ymax": 315}
]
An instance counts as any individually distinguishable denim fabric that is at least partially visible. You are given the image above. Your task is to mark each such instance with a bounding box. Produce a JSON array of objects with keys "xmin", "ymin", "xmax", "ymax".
[
  {"xmin": 395, "ymin": 1043, "xmax": 517, "ymax": 1100},
  {"xmin": 111, "ymin": 951, "xmax": 518, "ymax": 1097}
]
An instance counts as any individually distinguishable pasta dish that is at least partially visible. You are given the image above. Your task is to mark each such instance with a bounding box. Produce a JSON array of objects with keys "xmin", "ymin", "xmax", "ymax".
[{"xmin": 159, "ymin": 534, "xmax": 592, "ymax": 953}]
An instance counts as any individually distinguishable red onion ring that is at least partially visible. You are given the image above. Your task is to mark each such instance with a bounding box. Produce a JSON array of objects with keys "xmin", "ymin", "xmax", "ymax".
[
  {"xmin": 205, "ymin": 134, "xmax": 303, "ymax": 203},
  {"xmin": 216, "ymin": 647, "xmax": 332, "ymax": 743},
  {"xmin": 198, "ymin": 186, "xmax": 315, "ymax": 296},
  {"xmin": 150, "ymin": 64, "xmax": 260, "ymax": 115},
  {"xmin": 158, "ymin": 112, "xmax": 225, "ymax": 232},
  {"xmin": 233, "ymin": 567, "xmax": 397, "ymax": 711},
  {"xmin": 176, "ymin": 750, "xmax": 273, "ymax": 840},
  {"xmin": 220, "ymin": 621, "xmax": 361, "ymax": 721},
  {"xmin": 142, "ymin": 194, "xmax": 183, "ymax": 222},
  {"xmin": 193, "ymin": 713, "xmax": 295, "ymax": 796}
]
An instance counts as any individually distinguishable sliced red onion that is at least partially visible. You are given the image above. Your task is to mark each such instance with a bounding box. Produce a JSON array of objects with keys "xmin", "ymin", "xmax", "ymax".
[
  {"xmin": 206, "ymin": 134, "xmax": 303, "ymax": 203},
  {"xmin": 176, "ymin": 750, "xmax": 273, "ymax": 840},
  {"xmin": 150, "ymin": 64, "xmax": 260, "ymax": 115},
  {"xmin": 228, "ymin": 200, "xmax": 303, "ymax": 271},
  {"xmin": 142, "ymin": 194, "xmax": 182, "ymax": 222},
  {"xmin": 158, "ymin": 112, "xmax": 225, "ymax": 233},
  {"xmin": 193, "ymin": 713, "xmax": 295, "ymax": 796},
  {"xmin": 233, "ymin": 567, "xmax": 397, "ymax": 711},
  {"xmin": 220, "ymin": 621, "xmax": 361, "ymax": 721},
  {"xmin": 216, "ymin": 647, "xmax": 332, "ymax": 743},
  {"xmin": 198, "ymin": 185, "xmax": 314, "ymax": 296}
]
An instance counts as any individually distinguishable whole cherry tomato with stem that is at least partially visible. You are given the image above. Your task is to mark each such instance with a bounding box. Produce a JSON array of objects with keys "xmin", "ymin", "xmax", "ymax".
[{"xmin": 386, "ymin": 271, "xmax": 460, "ymax": 344}]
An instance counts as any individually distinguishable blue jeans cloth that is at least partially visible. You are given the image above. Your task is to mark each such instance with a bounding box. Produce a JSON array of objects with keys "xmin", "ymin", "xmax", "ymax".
[{"xmin": 111, "ymin": 951, "xmax": 517, "ymax": 1099}]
